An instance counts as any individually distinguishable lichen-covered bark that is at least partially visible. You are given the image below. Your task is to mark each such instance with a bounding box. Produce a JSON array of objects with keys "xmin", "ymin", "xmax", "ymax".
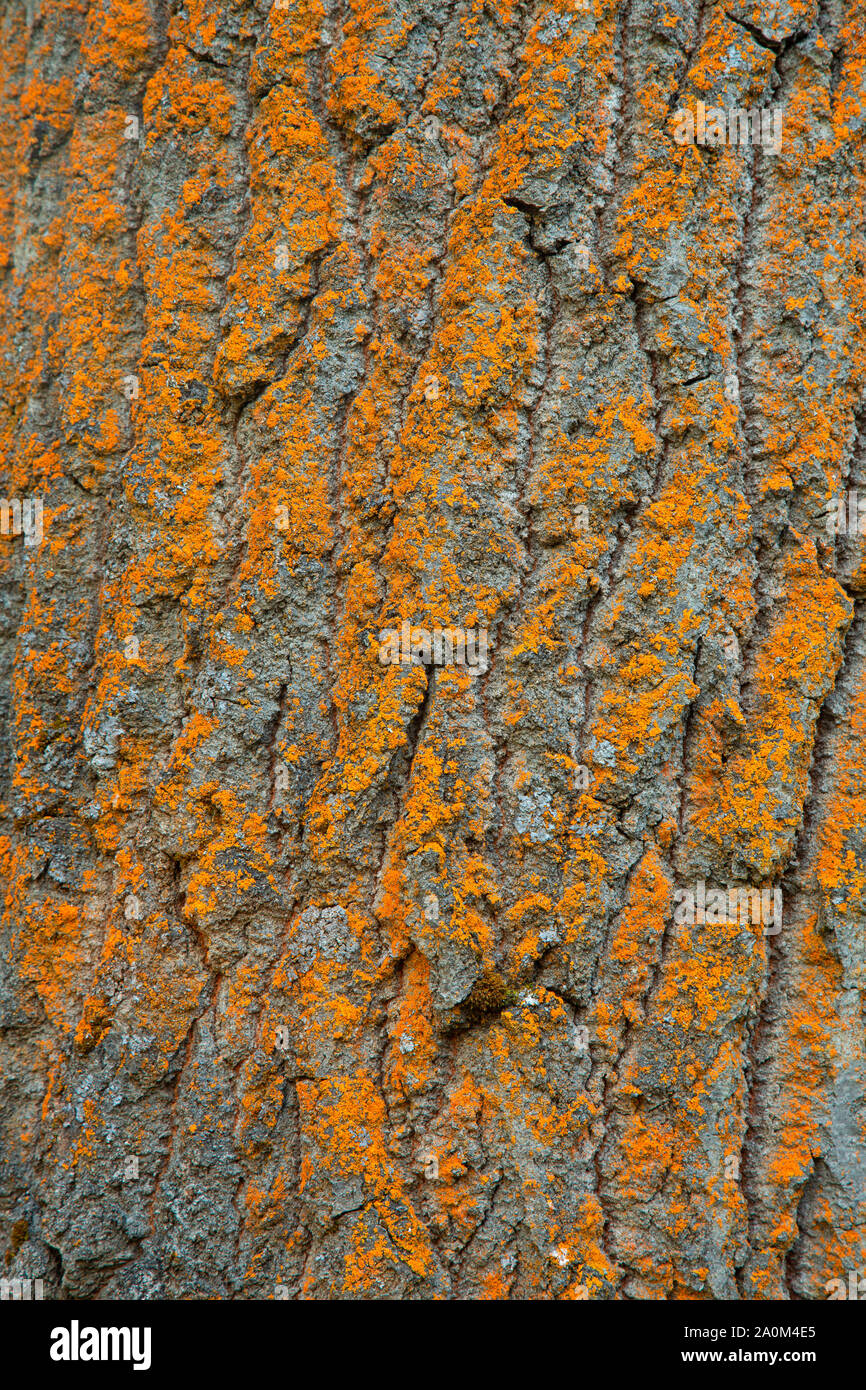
[{"xmin": 1, "ymin": 0, "xmax": 864, "ymax": 1301}]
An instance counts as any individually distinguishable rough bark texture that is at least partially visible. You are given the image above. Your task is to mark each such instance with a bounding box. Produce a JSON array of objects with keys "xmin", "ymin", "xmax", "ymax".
[{"xmin": 1, "ymin": 0, "xmax": 865, "ymax": 1301}]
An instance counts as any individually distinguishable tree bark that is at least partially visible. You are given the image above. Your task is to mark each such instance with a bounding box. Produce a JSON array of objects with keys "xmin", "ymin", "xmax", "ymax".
[{"xmin": 1, "ymin": 0, "xmax": 864, "ymax": 1299}]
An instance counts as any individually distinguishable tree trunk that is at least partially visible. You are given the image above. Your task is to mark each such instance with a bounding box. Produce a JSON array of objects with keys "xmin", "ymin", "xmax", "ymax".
[{"xmin": 1, "ymin": 0, "xmax": 864, "ymax": 1300}]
